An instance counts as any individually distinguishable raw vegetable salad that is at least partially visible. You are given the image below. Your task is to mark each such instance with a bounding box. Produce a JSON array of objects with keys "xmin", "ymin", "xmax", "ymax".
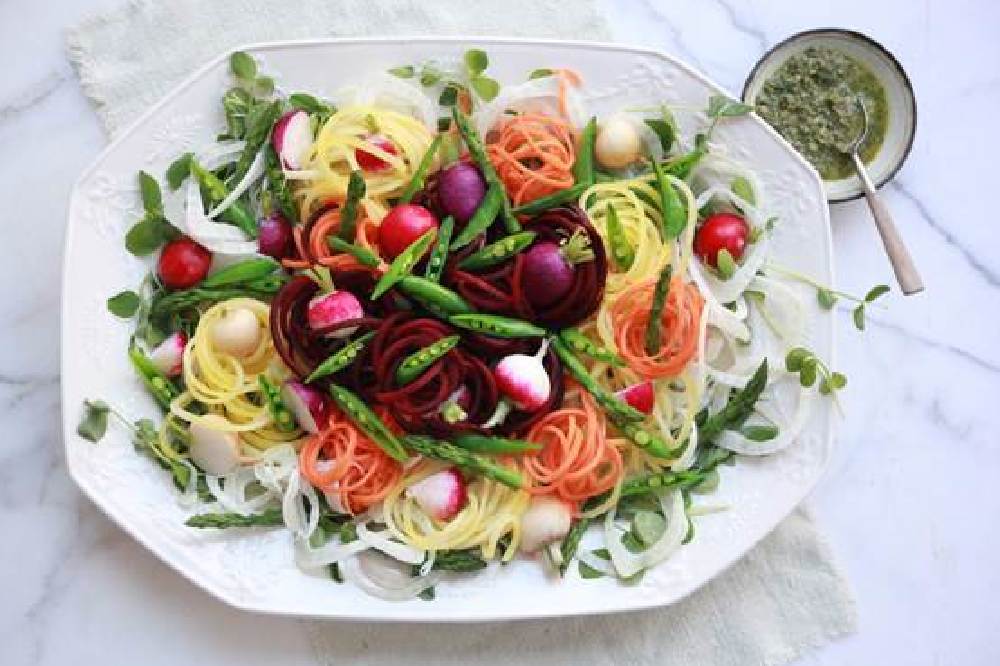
[{"xmin": 80, "ymin": 48, "xmax": 873, "ymax": 600}]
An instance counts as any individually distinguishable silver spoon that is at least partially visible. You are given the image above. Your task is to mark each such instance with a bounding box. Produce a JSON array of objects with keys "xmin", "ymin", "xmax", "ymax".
[{"xmin": 845, "ymin": 95, "xmax": 924, "ymax": 295}]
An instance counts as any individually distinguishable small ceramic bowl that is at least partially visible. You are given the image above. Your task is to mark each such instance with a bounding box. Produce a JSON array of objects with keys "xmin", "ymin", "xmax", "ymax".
[{"xmin": 742, "ymin": 28, "xmax": 916, "ymax": 203}]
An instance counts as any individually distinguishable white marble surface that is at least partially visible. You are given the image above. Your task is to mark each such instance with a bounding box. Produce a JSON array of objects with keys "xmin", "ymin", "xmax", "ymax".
[{"xmin": 2, "ymin": 0, "xmax": 998, "ymax": 664}]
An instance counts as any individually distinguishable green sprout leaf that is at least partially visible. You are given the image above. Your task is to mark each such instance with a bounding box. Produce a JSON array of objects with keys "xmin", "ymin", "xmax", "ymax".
[
  {"xmin": 529, "ymin": 68, "xmax": 553, "ymax": 80},
  {"xmin": 799, "ymin": 358, "xmax": 818, "ymax": 387},
  {"xmin": 107, "ymin": 290, "xmax": 141, "ymax": 318},
  {"xmin": 716, "ymin": 248, "xmax": 737, "ymax": 280},
  {"xmin": 731, "ymin": 176, "xmax": 755, "ymax": 205},
  {"xmin": 229, "ymin": 51, "xmax": 257, "ymax": 82},
  {"xmin": 644, "ymin": 119, "xmax": 676, "ymax": 154},
  {"xmin": 853, "ymin": 304, "xmax": 866, "ymax": 331},
  {"xmin": 77, "ymin": 399, "xmax": 110, "ymax": 443},
  {"xmin": 817, "ymin": 287, "xmax": 838, "ymax": 309},
  {"xmin": 289, "ymin": 93, "xmax": 332, "ymax": 116},
  {"xmin": 471, "ymin": 75, "xmax": 500, "ymax": 102},
  {"xmin": 254, "ymin": 76, "xmax": 274, "ymax": 97},
  {"xmin": 464, "ymin": 49, "xmax": 489, "ymax": 76},
  {"xmin": 707, "ymin": 94, "xmax": 753, "ymax": 119},
  {"xmin": 138, "ymin": 171, "xmax": 163, "ymax": 215},
  {"xmin": 125, "ymin": 214, "xmax": 178, "ymax": 257},
  {"xmin": 166, "ymin": 153, "xmax": 193, "ymax": 190},
  {"xmin": 785, "ymin": 347, "xmax": 810, "ymax": 373},
  {"xmin": 741, "ymin": 425, "xmax": 779, "ymax": 441},
  {"xmin": 420, "ymin": 65, "xmax": 443, "ymax": 87},
  {"xmin": 388, "ymin": 65, "xmax": 415, "ymax": 78},
  {"xmin": 438, "ymin": 84, "xmax": 459, "ymax": 107},
  {"xmin": 865, "ymin": 284, "xmax": 890, "ymax": 302}
]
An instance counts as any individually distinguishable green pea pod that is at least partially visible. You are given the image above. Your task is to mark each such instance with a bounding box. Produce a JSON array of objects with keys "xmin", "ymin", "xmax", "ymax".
[
  {"xmin": 395, "ymin": 335, "xmax": 460, "ymax": 385},
  {"xmin": 200, "ymin": 258, "xmax": 279, "ymax": 288},
  {"xmin": 453, "ymin": 433, "xmax": 541, "ymax": 454},
  {"xmin": 424, "ymin": 215, "xmax": 454, "ymax": 282},
  {"xmin": 572, "ymin": 117, "xmax": 597, "ymax": 186},
  {"xmin": 258, "ymin": 375, "xmax": 297, "ymax": 432},
  {"xmin": 645, "ymin": 264, "xmax": 673, "ymax": 356},
  {"xmin": 613, "ymin": 419, "xmax": 679, "ymax": 459},
  {"xmin": 398, "ymin": 135, "xmax": 443, "ymax": 204},
  {"xmin": 397, "ymin": 276, "xmax": 473, "ymax": 316},
  {"xmin": 605, "ymin": 203, "xmax": 635, "ymax": 271},
  {"xmin": 619, "ymin": 469, "xmax": 707, "ymax": 498},
  {"xmin": 306, "ymin": 331, "xmax": 376, "ymax": 383},
  {"xmin": 651, "ymin": 159, "xmax": 686, "ymax": 240},
  {"xmin": 190, "ymin": 160, "xmax": 258, "ymax": 238},
  {"xmin": 450, "ymin": 184, "xmax": 503, "ymax": 250},
  {"xmin": 265, "ymin": 145, "xmax": 298, "ymax": 223},
  {"xmin": 511, "ymin": 183, "xmax": 587, "ymax": 216},
  {"xmin": 457, "ymin": 231, "xmax": 536, "ymax": 271},
  {"xmin": 371, "ymin": 229, "xmax": 437, "ymax": 299},
  {"xmin": 243, "ymin": 272, "xmax": 289, "ymax": 293},
  {"xmin": 558, "ymin": 328, "xmax": 625, "ymax": 367},
  {"xmin": 337, "ymin": 170, "xmax": 366, "ymax": 242},
  {"xmin": 327, "ymin": 237, "xmax": 380, "ymax": 268},
  {"xmin": 328, "ymin": 384, "xmax": 408, "ymax": 461},
  {"xmin": 452, "ymin": 108, "xmax": 519, "ymax": 233},
  {"xmin": 405, "ymin": 435, "xmax": 524, "ymax": 489},
  {"xmin": 449, "ymin": 313, "xmax": 546, "ymax": 338},
  {"xmin": 128, "ymin": 343, "xmax": 180, "ymax": 410}
]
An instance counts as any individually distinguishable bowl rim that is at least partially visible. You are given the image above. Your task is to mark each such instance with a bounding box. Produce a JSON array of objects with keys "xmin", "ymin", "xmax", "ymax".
[{"xmin": 741, "ymin": 27, "xmax": 917, "ymax": 204}]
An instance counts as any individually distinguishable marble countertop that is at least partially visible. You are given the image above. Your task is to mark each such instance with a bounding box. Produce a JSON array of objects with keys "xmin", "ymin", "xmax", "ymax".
[{"xmin": 2, "ymin": 0, "xmax": 998, "ymax": 664}]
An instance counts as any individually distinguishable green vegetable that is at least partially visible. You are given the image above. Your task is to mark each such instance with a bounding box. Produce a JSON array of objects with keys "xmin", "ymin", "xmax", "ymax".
[
  {"xmin": 650, "ymin": 158, "xmax": 685, "ymax": 240},
  {"xmin": 337, "ymin": 170, "xmax": 366, "ymax": 242},
  {"xmin": 528, "ymin": 68, "xmax": 553, "ymax": 80},
  {"xmin": 572, "ymin": 117, "xmax": 597, "ymax": 186},
  {"xmin": 258, "ymin": 375, "xmax": 297, "ymax": 432},
  {"xmin": 190, "ymin": 159, "xmax": 258, "ymax": 238},
  {"xmin": 166, "ymin": 153, "xmax": 194, "ymax": 190},
  {"xmin": 397, "ymin": 276, "xmax": 473, "ymax": 316},
  {"xmin": 107, "ymin": 290, "xmax": 141, "ymax": 318},
  {"xmin": 785, "ymin": 348, "xmax": 846, "ymax": 395},
  {"xmin": 458, "ymin": 231, "xmax": 536, "ymax": 271},
  {"xmin": 327, "ymin": 237, "xmax": 380, "ymax": 268},
  {"xmin": 471, "ymin": 76, "xmax": 500, "ymax": 102},
  {"xmin": 430, "ymin": 548, "xmax": 488, "ymax": 572},
  {"xmin": 741, "ymin": 424, "xmax": 779, "ymax": 441},
  {"xmin": 731, "ymin": 176, "xmax": 755, "ymax": 206},
  {"xmin": 439, "ymin": 84, "xmax": 459, "ymax": 107},
  {"xmin": 185, "ymin": 507, "xmax": 284, "ymax": 529},
  {"xmin": 716, "ymin": 248, "xmax": 737, "ymax": 279},
  {"xmin": 138, "ymin": 171, "xmax": 163, "ymax": 215},
  {"xmin": 619, "ymin": 469, "xmax": 707, "ymax": 498},
  {"xmin": 452, "ymin": 108, "xmax": 519, "ymax": 233},
  {"xmin": 559, "ymin": 516, "xmax": 590, "ymax": 575},
  {"xmin": 288, "ymin": 92, "xmax": 333, "ymax": 117},
  {"xmin": 604, "ymin": 203, "xmax": 635, "ymax": 271},
  {"xmin": 388, "ymin": 65, "xmax": 415, "ymax": 78},
  {"xmin": 464, "ymin": 49, "xmax": 500, "ymax": 101},
  {"xmin": 265, "ymin": 145, "xmax": 298, "ymax": 223},
  {"xmin": 817, "ymin": 288, "xmax": 838, "ymax": 309},
  {"xmin": 449, "ymin": 313, "xmax": 546, "ymax": 338},
  {"xmin": 200, "ymin": 258, "xmax": 279, "ymax": 288},
  {"xmin": 230, "ymin": 51, "xmax": 257, "ymax": 81},
  {"xmin": 398, "ymin": 135, "xmax": 443, "ymax": 204},
  {"xmin": 306, "ymin": 331, "xmax": 376, "ymax": 383},
  {"xmin": 126, "ymin": 171, "xmax": 179, "ymax": 256},
  {"xmin": 424, "ymin": 215, "xmax": 454, "ymax": 282},
  {"xmin": 77, "ymin": 399, "xmax": 110, "ymax": 442},
  {"xmin": 645, "ymin": 117, "xmax": 676, "ymax": 154},
  {"xmin": 395, "ymin": 335, "xmax": 460, "ymax": 386},
  {"xmin": 631, "ymin": 510, "xmax": 666, "ymax": 546},
  {"xmin": 128, "ymin": 343, "xmax": 180, "ymax": 410},
  {"xmin": 663, "ymin": 133, "xmax": 709, "ymax": 180},
  {"xmin": 699, "ymin": 359, "xmax": 768, "ymax": 442},
  {"xmin": 852, "ymin": 284, "xmax": 890, "ymax": 331},
  {"xmin": 645, "ymin": 264, "xmax": 673, "ymax": 355},
  {"xmin": 328, "ymin": 384, "xmax": 409, "ymax": 461},
  {"xmin": 450, "ymin": 184, "xmax": 503, "ymax": 250},
  {"xmin": 705, "ymin": 94, "xmax": 753, "ymax": 130},
  {"xmin": 558, "ymin": 328, "xmax": 625, "ymax": 367},
  {"xmin": 231, "ymin": 100, "xmax": 281, "ymax": 185},
  {"xmin": 464, "ymin": 49, "xmax": 489, "ymax": 76},
  {"xmin": 453, "ymin": 433, "xmax": 542, "ymax": 454},
  {"xmin": 510, "ymin": 183, "xmax": 587, "ymax": 216},
  {"xmin": 550, "ymin": 337, "xmax": 643, "ymax": 423},
  {"xmin": 371, "ymin": 228, "xmax": 437, "ymax": 299},
  {"xmin": 405, "ymin": 435, "xmax": 524, "ymax": 489}
]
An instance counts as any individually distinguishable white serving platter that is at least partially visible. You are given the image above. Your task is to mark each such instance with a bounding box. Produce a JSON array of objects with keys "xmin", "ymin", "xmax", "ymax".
[{"xmin": 61, "ymin": 37, "xmax": 835, "ymax": 621}]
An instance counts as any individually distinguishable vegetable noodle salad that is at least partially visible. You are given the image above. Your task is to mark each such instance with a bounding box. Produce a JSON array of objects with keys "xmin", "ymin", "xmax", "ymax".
[{"xmin": 81, "ymin": 48, "xmax": 870, "ymax": 601}]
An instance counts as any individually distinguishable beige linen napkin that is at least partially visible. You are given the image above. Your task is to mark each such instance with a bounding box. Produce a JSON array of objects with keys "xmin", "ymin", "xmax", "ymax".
[{"xmin": 66, "ymin": 2, "xmax": 857, "ymax": 663}]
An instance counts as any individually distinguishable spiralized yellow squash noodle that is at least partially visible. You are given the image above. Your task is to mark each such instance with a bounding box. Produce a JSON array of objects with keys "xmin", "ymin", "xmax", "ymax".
[{"xmin": 169, "ymin": 298, "xmax": 301, "ymax": 456}]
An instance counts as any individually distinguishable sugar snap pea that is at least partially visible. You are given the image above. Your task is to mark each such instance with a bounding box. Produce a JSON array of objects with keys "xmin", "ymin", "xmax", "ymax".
[
  {"xmin": 558, "ymin": 328, "xmax": 625, "ymax": 367},
  {"xmin": 398, "ymin": 135, "xmax": 443, "ymax": 204},
  {"xmin": 645, "ymin": 264, "xmax": 673, "ymax": 356},
  {"xmin": 572, "ymin": 117, "xmax": 597, "ymax": 186},
  {"xmin": 457, "ymin": 231, "xmax": 536, "ymax": 271},
  {"xmin": 651, "ymin": 158, "xmax": 686, "ymax": 240},
  {"xmin": 372, "ymin": 229, "xmax": 436, "ymax": 299},
  {"xmin": 405, "ymin": 435, "xmax": 524, "ymax": 489},
  {"xmin": 337, "ymin": 170, "xmax": 366, "ymax": 242},
  {"xmin": 258, "ymin": 375, "xmax": 297, "ymax": 432},
  {"xmin": 449, "ymin": 313, "xmax": 546, "ymax": 338},
  {"xmin": 450, "ymin": 184, "xmax": 503, "ymax": 250},
  {"xmin": 306, "ymin": 331, "xmax": 376, "ymax": 383},
  {"xmin": 128, "ymin": 343, "xmax": 180, "ymax": 410},
  {"xmin": 452, "ymin": 108, "xmax": 519, "ymax": 233},
  {"xmin": 397, "ymin": 276, "xmax": 473, "ymax": 316},
  {"xmin": 619, "ymin": 469, "xmax": 707, "ymax": 498},
  {"xmin": 605, "ymin": 203, "xmax": 635, "ymax": 271},
  {"xmin": 327, "ymin": 237, "xmax": 380, "ymax": 268},
  {"xmin": 511, "ymin": 183, "xmax": 587, "ymax": 216},
  {"xmin": 453, "ymin": 433, "xmax": 541, "ymax": 454},
  {"xmin": 424, "ymin": 215, "xmax": 454, "ymax": 282},
  {"xmin": 395, "ymin": 335, "xmax": 460, "ymax": 386},
  {"xmin": 328, "ymin": 384, "xmax": 408, "ymax": 461},
  {"xmin": 200, "ymin": 258, "xmax": 279, "ymax": 288}
]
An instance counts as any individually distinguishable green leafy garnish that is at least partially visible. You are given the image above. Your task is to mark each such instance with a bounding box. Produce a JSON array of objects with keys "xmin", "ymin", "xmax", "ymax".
[
  {"xmin": 125, "ymin": 213, "xmax": 179, "ymax": 256},
  {"xmin": 817, "ymin": 287, "xmax": 838, "ymax": 309},
  {"xmin": 289, "ymin": 93, "xmax": 333, "ymax": 117},
  {"xmin": 528, "ymin": 68, "xmax": 553, "ymax": 80},
  {"xmin": 706, "ymin": 94, "xmax": 753, "ymax": 121},
  {"xmin": 464, "ymin": 49, "xmax": 489, "ymax": 76},
  {"xmin": 107, "ymin": 290, "xmax": 141, "ymax": 318},
  {"xmin": 420, "ymin": 65, "xmax": 443, "ymax": 87},
  {"xmin": 388, "ymin": 65, "xmax": 415, "ymax": 78},
  {"xmin": 230, "ymin": 51, "xmax": 257, "ymax": 81},
  {"xmin": 785, "ymin": 347, "xmax": 847, "ymax": 395},
  {"xmin": 852, "ymin": 284, "xmax": 890, "ymax": 331},
  {"xmin": 471, "ymin": 76, "xmax": 500, "ymax": 102},
  {"xmin": 138, "ymin": 171, "xmax": 163, "ymax": 214},
  {"xmin": 439, "ymin": 84, "xmax": 459, "ymax": 107},
  {"xmin": 741, "ymin": 424, "xmax": 779, "ymax": 441},
  {"xmin": 731, "ymin": 176, "xmax": 755, "ymax": 205},
  {"xmin": 166, "ymin": 153, "xmax": 193, "ymax": 190},
  {"xmin": 77, "ymin": 399, "xmax": 110, "ymax": 442},
  {"xmin": 716, "ymin": 249, "xmax": 737, "ymax": 279}
]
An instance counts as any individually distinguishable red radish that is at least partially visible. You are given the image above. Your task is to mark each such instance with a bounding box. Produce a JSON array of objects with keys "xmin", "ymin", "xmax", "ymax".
[
  {"xmin": 694, "ymin": 213, "xmax": 750, "ymax": 268},
  {"xmin": 189, "ymin": 416, "xmax": 241, "ymax": 476},
  {"xmin": 272, "ymin": 110, "xmax": 313, "ymax": 170},
  {"xmin": 438, "ymin": 161, "xmax": 486, "ymax": 223},
  {"xmin": 307, "ymin": 290, "xmax": 365, "ymax": 339},
  {"xmin": 615, "ymin": 380, "xmax": 655, "ymax": 414},
  {"xmin": 211, "ymin": 306, "xmax": 262, "ymax": 358},
  {"xmin": 281, "ymin": 381, "xmax": 329, "ymax": 434},
  {"xmin": 519, "ymin": 496, "xmax": 573, "ymax": 553},
  {"xmin": 257, "ymin": 212, "xmax": 293, "ymax": 259},
  {"xmin": 158, "ymin": 237, "xmax": 211, "ymax": 289},
  {"xmin": 522, "ymin": 229, "xmax": 594, "ymax": 309},
  {"xmin": 494, "ymin": 340, "xmax": 551, "ymax": 412},
  {"xmin": 149, "ymin": 332, "xmax": 187, "ymax": 377},
  {"xmin": 407, "ymin": 468, "xmax": 468, "ymax": 521},
  {"xmin": 378, "ymin": 204, "xmax": 439, "ymax": 260},
  {"xmin": 355, "ymin": 135, "xmax": 399, "ymax": 172}
]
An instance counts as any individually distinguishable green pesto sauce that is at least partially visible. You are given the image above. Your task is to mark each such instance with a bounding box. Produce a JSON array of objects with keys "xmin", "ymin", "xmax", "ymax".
[{"xmin": 755, "ymin": 46, "xmax": 889, "ymax": 180}]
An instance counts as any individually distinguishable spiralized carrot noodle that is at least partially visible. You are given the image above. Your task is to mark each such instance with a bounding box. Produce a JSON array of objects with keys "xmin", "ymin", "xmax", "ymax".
[
  {"xmin": 611, "ymin": 276, "xmax": 704, "ymax": 379},
  {"xmin": 487, "ymin": 113, "xmax": 576, "ymax": 206},
  {"xmin": 282, "ymin": 207, "xmax": 382, "ymax": 271},
  {"xmin": 299, "ymin": 408, "xmax": 403, "ymax": 515},
  {"xmin": 524, "ymin": 388, "xmax": 623, "ymax": 504}
]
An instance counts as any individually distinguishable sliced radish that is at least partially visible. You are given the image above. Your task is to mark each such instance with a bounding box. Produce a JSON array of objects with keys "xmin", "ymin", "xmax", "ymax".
[
  {"xmin": 615, "ymin": 380, "xmax": 655, "ymax": 415},
  {"xmin": 519, "ymin": 496, "xmax": 572, "ymax": 553},
  {"xmin": 189, "ymin": 416, "xmax": 241, "ymax": 476},
  {"xmin": 493, "ymin": 340, "xmax": 551, "ymax": 412},
  {"xmin": 307, "ymin": 290, "xmax": 365, "ymax": 339},
  {"xmin": 272, "ymin": 110, "xmax": 313, "ymax": 170},
  {"xmin": 407, "ymin": 468, "xmax": 467, "ymax": 521},
  {"xmin": 355, "ymin": 135, "xmax": 399, "ymax": 172},
  {"xmin": 211, "ymin": 306, "xmax": 262, "ymax": 358},
  {"xmin": 281, "ymin": 381, "xmax": 329, "ymax": 434},
  {"xmin": 148, "ymin": 332, "xmax": 187, "ymax": 377}
]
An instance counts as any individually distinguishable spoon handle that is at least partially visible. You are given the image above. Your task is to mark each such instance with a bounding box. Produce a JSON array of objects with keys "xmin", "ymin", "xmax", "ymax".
[{"xmin": 851, "ymin": 153, "xmax": 924, "ymax": 295}]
